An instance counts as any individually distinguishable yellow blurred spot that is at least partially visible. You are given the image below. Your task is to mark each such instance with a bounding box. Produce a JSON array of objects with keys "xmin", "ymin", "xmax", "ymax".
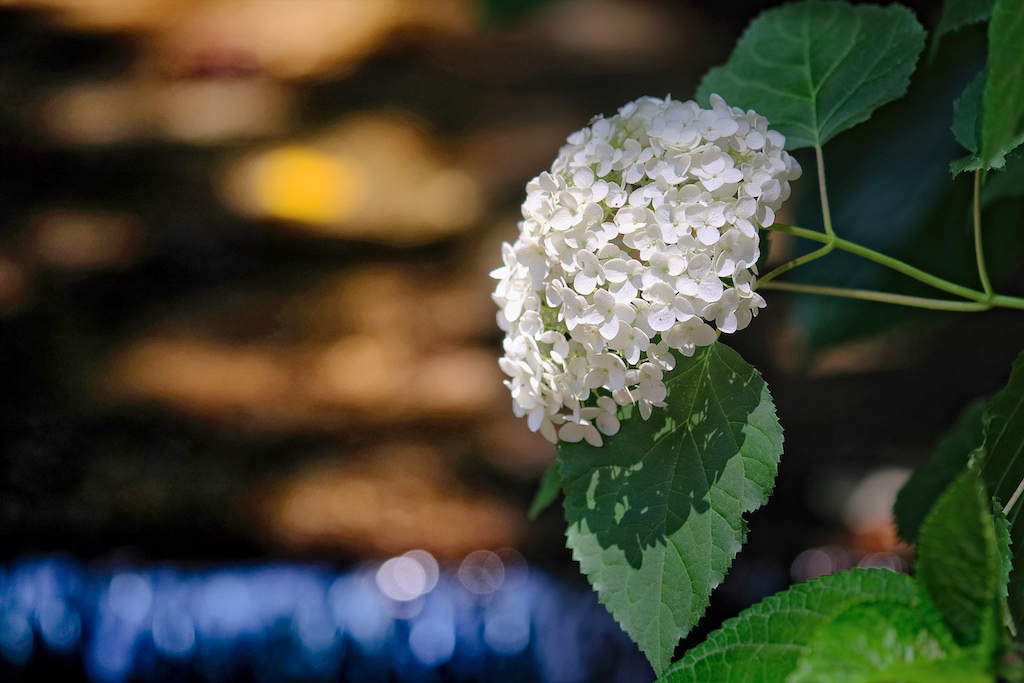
[
  {"xmin": 219, "ymin": 115, "xmax": 481, "ymax": 244},
  {"xmin": 250, "ymin": 145, "xmax": 365, "ymax": 224}
]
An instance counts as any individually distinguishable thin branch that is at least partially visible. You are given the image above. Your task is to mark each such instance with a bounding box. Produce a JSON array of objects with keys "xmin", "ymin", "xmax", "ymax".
[
  {"xmin": 765, "ymin": 223, "xmax": 998, "ymax": 302},
  {"xmin": 1003, "ymin": 476, "xmax": 1024, "ymax": 517},
  {"xmin": 758, "ymin": 241, "xmax": 834, "ymax": 285},
  {"xmin": 815, "ymin": 144, "xmax": 835, "ymax": 237},
  {"xmin": 974, "ymin": 170, "xmax": 995, "ymax": 299},
  {"xmin": 756, "ymin": 280, "xmax": 991, "ymax": 311}
]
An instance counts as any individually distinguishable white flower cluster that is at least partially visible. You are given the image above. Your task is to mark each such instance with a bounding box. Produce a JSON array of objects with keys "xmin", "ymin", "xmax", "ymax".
[{"xmin": 492, "ymin": 94, "xmax": 800, "ymax": 446}]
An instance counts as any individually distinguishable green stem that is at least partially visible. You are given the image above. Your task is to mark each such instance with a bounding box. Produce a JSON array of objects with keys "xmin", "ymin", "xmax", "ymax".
[
  {"xmin": 756, "ymin": 281, "xmax": 990, "ymax": 311},
  {"xmin": 1004, "ymin": 476, "xmax": 1024, "ymax": 517},
  {"xmin": 758, "ymin": 242, "xmax": 834, "ymax": 285},
  {"xmin": 759, "ymin": 143, "xmax": 840, "ymax": 285},
  {"xmin": 974, "ymin": 170, "xmax": 994, "ymax": 299},
  {"xmin": 755, "ymin": 147, "xmax": 1024, "ymax": 313},
  {"xmin": 758, "ymin": 144, "xmax": 838, "ymax": 285},
  {"xmin": 989, "ymin": 293, "xmax": 1024, "ymax": 310},
  {"xmin": 815, "ymin": 145, "xmax": 835, "ymax": 237},
  {"xmin": 766, "ymin": 224, "xmax": 986, "ymax": 300},
  {"xmin": 760, "ymin": 224, "xmax": 1024, "ymax": 311}
]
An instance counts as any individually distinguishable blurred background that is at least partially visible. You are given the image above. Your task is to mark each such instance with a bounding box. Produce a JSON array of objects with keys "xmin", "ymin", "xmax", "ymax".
[{"xmin": 0, "ymin": 0, "xmax": 1022, "ymax": 681}]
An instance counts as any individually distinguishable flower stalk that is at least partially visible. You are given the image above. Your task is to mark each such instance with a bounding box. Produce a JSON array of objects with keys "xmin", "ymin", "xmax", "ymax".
[
  {"xmin": 974, "ymin": 170, "xmax": 994, "ymax": 300},
  {"xmin": 760, "ymin": 223, "xmax": 1024, "ymax": 312}
]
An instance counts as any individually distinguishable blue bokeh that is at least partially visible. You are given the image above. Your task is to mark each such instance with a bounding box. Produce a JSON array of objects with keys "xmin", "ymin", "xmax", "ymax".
[{"xmin": 0, "ymin": 555, "xmax": 653, "ymax": 683}]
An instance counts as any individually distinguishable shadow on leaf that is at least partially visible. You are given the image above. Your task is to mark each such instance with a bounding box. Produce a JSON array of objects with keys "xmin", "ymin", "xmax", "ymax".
[{"xmin": 559, "ymin": 344, "xmax": 766, "ymax": 570}]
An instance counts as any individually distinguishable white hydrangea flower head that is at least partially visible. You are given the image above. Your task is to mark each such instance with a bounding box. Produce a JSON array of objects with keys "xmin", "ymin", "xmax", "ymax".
[{"xmin": 492, "ymin": 94, "xmax": 801, "ymax": 445}]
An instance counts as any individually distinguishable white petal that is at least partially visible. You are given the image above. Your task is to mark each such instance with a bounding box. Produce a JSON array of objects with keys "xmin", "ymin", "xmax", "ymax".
[
  {"xmin": 596, "ymin": 413, "xmax": 620, "ymax": 436},
  {"xmin": 647, "ymin": 304, "xmax": 676, "ymax": 332},
  {"xmin": 527, "ymin": 406, "xmax": 545, "ymax": 432},
  {"xmin": 599, "ymin": 316, "xmax": 620, "ymax": 340},
  {"xmin": 583, "ymin": 424, "xmax": 603, "ymax": 447},
  {"xmin": 559, "ymin": 422, "xmax": 584, "ymax": 443},
  {"xmin": 573, "ymin": 271, "xmax": 599, "ymax": 295},
  {"xmin": 539, "ymin": 418, "xmax": 557, "ymax": 443}
]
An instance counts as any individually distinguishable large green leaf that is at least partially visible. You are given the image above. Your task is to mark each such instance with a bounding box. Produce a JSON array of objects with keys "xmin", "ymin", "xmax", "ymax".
[
  {"xmin": 788, "ymin": 601, "xmax": 984, "ymax": 683},
  {"xmin": 915, "ymin": 467, "xmax": 1006, "ymax": 651},
  {"xmin": 894, "ymin": 400, "xmax": 987, "ymax": 543},
  {"xmin": 980, "ymin": 0, "xmax": 1024, "ymax": 169},
  {"xmin": 658, "ymin": 569, "xmax": 920, "ymax": 683},
  {"xmin": 975, "ymin": 350, "xmax": 1024, "ymax": 638},
  {"xmin": 697, "ymin": 0, "xmax": 925, "ymax": 150},
  {"xmin": 559, "ymin": 343, "xmax": 783, "ymax": 674}
]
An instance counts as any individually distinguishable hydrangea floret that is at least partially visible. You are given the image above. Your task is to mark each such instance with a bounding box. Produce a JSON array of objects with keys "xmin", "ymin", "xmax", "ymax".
[{"xmin": 492, "ymin": 94, "xmax": 801, "ymax": 445}]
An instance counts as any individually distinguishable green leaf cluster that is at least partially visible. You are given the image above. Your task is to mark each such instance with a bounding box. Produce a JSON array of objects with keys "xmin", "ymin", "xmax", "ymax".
[
  {"xmin": 660, "ymin": 462, "xmax": 1010, "ymax": 683},
  {"xmin": 659, "ymin": 347, "xmax": 1024, "ymax": 682},
  {"xmin": 975, "ymin": 352, "xmax": 1024, "ymax": 635},
  {"xmin": 783, "ymin": 0, "xmax": 1024, "ymax": 348},
  {"xmin": 944, "ymin": 0, "xmax": 1024, "ymax": 173},
  {"xmin": 533, "ymin": 0, "xmax": 1024, "ymax": 676},
  {"xmin": 788, "ymin": 64, "xmax": 984, "ymax": 347},
  {"xmin": 892, "ymin": 352, "xmax": 1024, "ymax": 655}
]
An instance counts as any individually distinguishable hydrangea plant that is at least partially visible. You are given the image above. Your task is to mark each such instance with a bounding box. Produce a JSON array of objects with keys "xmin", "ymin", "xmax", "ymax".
[
  {"xmin": 493, "ymin": 95, "xmax": 799, "ymax": 446},
  {"xmin": 496, "ymin": 0, "xmax": 1024, "ymax": 680}
]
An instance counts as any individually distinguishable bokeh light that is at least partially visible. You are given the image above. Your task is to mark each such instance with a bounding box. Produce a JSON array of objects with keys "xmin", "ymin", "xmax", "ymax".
[
  {"xmin": 0, "ymin": 555, "xmax": 653, "ymax": 682},
  {"xmin": 29, "ymin": 209, "xmax": 144, "ymax": 270},
  {"xmin": 220, "ymin": 115, "xmax": 483, "ymax": 244},
  {"xmin": 242, "ymin": 145, "xmax": 366, "ymax": 225}
]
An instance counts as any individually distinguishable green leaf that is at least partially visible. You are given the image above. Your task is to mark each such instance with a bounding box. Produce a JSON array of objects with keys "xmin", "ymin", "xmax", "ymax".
[
  {"xmin": 953, "ymin": 71, "xmax": 986, "ymax": 154},
  {"xmin": 947, "ymin": 0, "xmax": 1024, "ymax": 174},
  {"xmin": 952, "ymin": 154, "xmax": 986, "ymax": 176},
  {"xmin": 894, "ymin": 400, "xmax": 987, "ymax": 543},
  {"xmin": 951, "ymin": 70, "xmax": 986, "ymax": 174},
  {"xmin": 931, "ymin": 0, "xmax": 994, "ymax": 60},
  {"xmin": 659, "ymin": 568, "xmax": 920, "ymax": 683},
  {"xmin": 788, "ymin": 601, "xmax": 985, "ymax": 683},
  {"xmin": 915, "ymin": 467, "xmax": 1005, "ymax": 651},
  {"xmin": 527, "ymin": 460, "xmax": 561, "ymax": 521},
  {"xmin": 975, "ymin": 350, "xmax": 1024, "ymax": 639},
  {"xmin": 980, "ymin": 0, "xmax": 1024, "ymax": 169},
  {"xmin": 995, "ymin": 500, "xmax": 1013, "ymax": 601},
  {"xmin": 559, "ymin": 342, "xmax": 783, "ymax": 675},
  {"xmin": 697, "ymin": 0, "xmax": 925, "ymax": 150}
]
